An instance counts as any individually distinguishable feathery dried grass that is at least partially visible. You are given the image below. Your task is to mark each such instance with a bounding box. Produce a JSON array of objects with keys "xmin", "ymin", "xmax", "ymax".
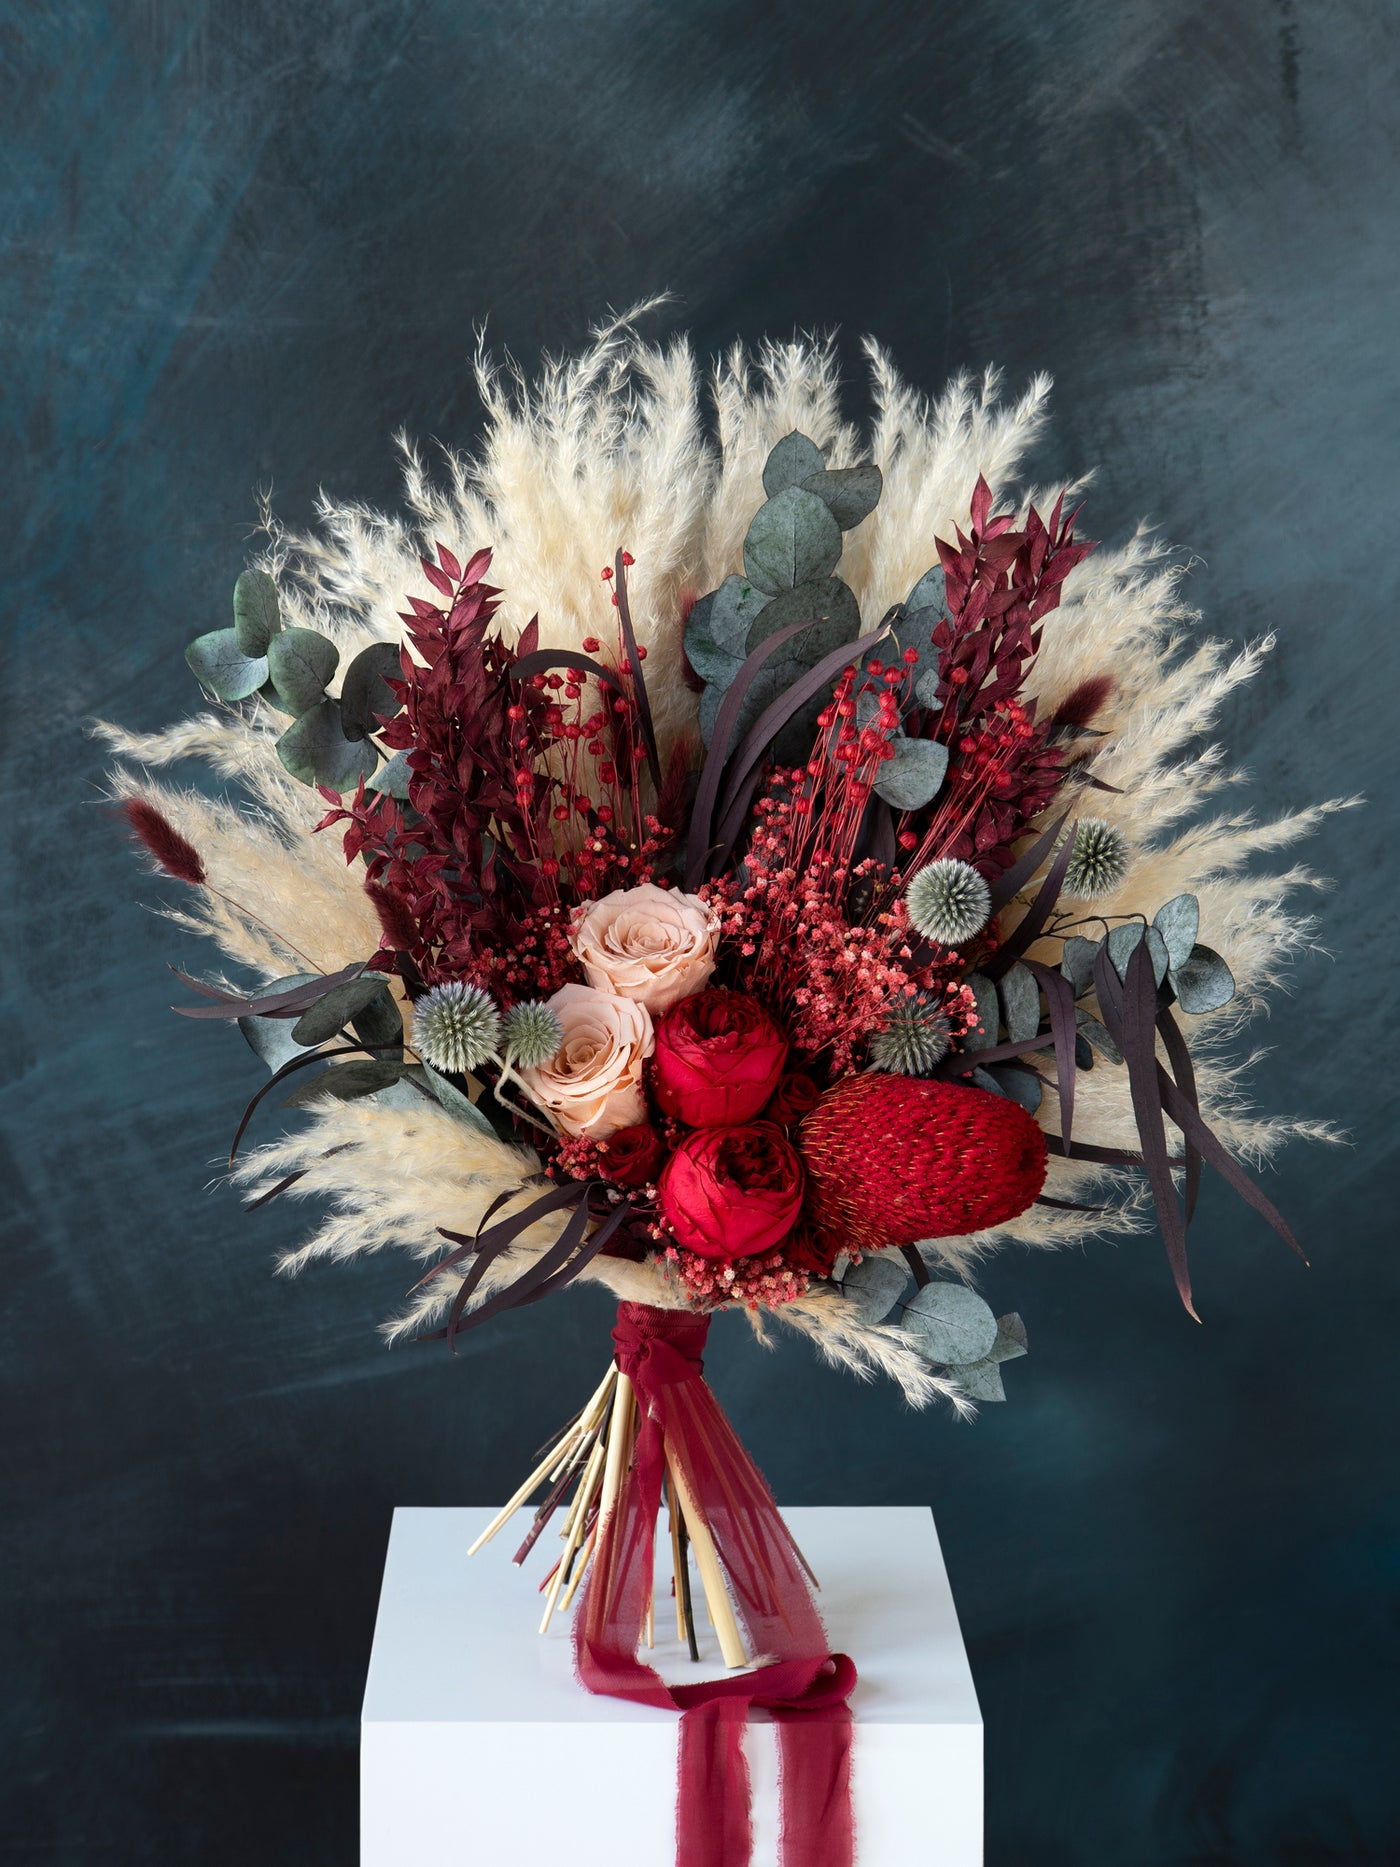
[{"xmin": 103, "ymin": 310, "xmax": 1337, "ymax": 1401}]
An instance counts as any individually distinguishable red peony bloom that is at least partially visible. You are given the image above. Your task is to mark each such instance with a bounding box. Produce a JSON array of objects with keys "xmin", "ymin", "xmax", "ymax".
[
  {"xmin": 600, "ymin": 1122, "xmax": 666, "ymax": 1189},
  {"xmin": 652, "ymin": 989, "xmax": 789, "ymax": 1128},
  {"xmin": 657, "ymin": 1123, "xmax": 804, "ymax": 1259},
  {"xmin": 780, "ymin": 1221, "xmax": 842, "ymax": 1280},
  {"xmin": 763, "ymin": 1071, "xmax": 821, "ymax": 1129}
]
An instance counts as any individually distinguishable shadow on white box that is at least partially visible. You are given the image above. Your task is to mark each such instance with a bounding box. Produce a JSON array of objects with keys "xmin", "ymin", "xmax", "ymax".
[{"xmin": 362, "ymin": 1505, "xmax": 981, "ymax": 1866}]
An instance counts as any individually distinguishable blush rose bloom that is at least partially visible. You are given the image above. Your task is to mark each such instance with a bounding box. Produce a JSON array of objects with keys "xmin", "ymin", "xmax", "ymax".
[
  {"xmin": 570, "ymin": 883, "xmax": 717, "ymax": 1014},
  {"xmin": 652, "ymin": 990, "xmax": 788, "ymax": 1127},
  {"xmin": 518, "ymin": 983, "xmax": 654, "ymax": 1138},
  {"xmin": 657, "ymin": 1123, "xmax": 805, "ymax": 1260}
]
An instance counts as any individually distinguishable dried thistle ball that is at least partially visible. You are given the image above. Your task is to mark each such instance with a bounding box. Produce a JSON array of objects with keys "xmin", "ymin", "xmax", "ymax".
[
  {"xmin": 905, "ymin": 859, "xmax": 992, "ymax": 947},
  {"xmin": 1063, "ymin": 818, "xmax": 1130, "ymax": 899},
  {"xmin": 411, "ymin": 982, "xmax": 501, "ymax": 1074},
  {"xmin": 501, "ymin": 999, "xmax": 564, "ymax": 1068},
  {"xmin": 869, "ymin": 996, "xmax": 952, "ymax": 1074}
]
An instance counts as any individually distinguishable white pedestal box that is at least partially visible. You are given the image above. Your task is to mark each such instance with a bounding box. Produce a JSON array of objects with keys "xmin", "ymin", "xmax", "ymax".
[{"xmin": 362, "ymin": 1505, "xmax": 982, "ymax": 1866}]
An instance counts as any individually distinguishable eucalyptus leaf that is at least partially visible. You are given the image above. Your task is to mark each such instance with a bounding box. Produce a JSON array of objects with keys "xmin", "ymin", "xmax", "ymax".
[
  {"xmin": 686, "ymin": 576, "xmax": 770, "ymax": 686},
  {"xmin": 366, "ymin": 746, "xmax": 413, "ymax": 800},
  {"xmin": 989, "ymin": 1312, "xmax": 1029, "ymax": 1362},
  {"xmin": 282, "ymin": 1059, "xmax": 404, "ymax": 1108},
  {"xmin": 238, "ymin": 974, "xmax": 318, "ymax": 1072},
  {"xmin": 801, "ymin": 464, "xmax": 882, "ymax": 530},
  {"xmin": 351, "ymin": 984, "xmax": 404, "ymax": 1061},
  {"xmin": 277, "ymin": 699, "xmax": 379, "ymax": 792},
  {"xmin": 745, "ymin": 576, "xmax": 860, "ymax": 663},
  {"xmin": 987, "ymin": 1063, "xmax": 1042, "ymax": 1113},
  {"xmin": 232, "ymin": 569, "xmax": 281, "ymax": 656},
  {"xmin": 998, "ymin": 963, "xmax": 1041, "ymax": 1042},
  {"xmin": 1106, "ymin": 920, "xmax": 1169, "ymax": 985},
  {"xmin": 906, "ymin": 565, "xmax": 946, "ymax": 614},
  {"xmin": 418, "ymin": 1061, "xmax": 500, "ymax": 1135},
  {"xmin": 1075, "ymin": 1008, "xmax": 1122, "ymax": 1065},
  {"xmin": 743, "ymin": 485, "xmax": 842, "ymax": 595},
  {"xmin": 969, "ymin": 1066, "xmax": 1004, "ymax": 1096},
  {"xmin": 267, "ymin": 627, "xmax": 340, "ymax": 716},
  {"xmin": 340, "ymin": 641, "xmax": 403, "ymax": 740},
  {"xmin": 948, "ymin": 1357, "xmax": 1006, "ymax": 1402},
  {"xmin": 185, "ymin": 629, "xmax": 268, "ymax": 702},
  {"xmin": 698, "ymin": 656, "xmax": 808, "ymax": 755},
  {"xmin": 913, "ymin": 662, "xmax": 945, "ymax": 709},
  {"xmin": 1171, "ymin": 942, "xmax": 1236, "ymax": 1014},
  {"xmin": 902, "ymin": 1281, "xmax": 999, "ymax": 1365},
  {"xmin": 1061, "ymin": 935, "xmax": 1100, "ymax": 995},
  {"xmin": 964, "ymin": 972, "xmax": 999, "ymax": 1051},
  {"xmin": 1153, "ymin": 894, "xmax": 1200, "ymax": 971},
  {"xmin": 873, "ymin": 736, "xmax": 949, "ymax": 810},
  {"xmin": 840, "ymin": 1252, "xmax": 909, "ymax": 1324},
  {"xmin": 291, "ymin": 975, "xmax": 392, "ymax": 1047},
  {"xmin": 761, "ymin": 430, "xmax": 826, "ymax": 496}
]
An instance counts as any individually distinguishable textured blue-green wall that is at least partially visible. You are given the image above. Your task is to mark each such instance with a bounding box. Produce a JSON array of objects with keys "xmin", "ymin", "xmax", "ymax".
[{"xmin": 3, "ymin": 3, "xmax": 1396, "ymax": 1861}]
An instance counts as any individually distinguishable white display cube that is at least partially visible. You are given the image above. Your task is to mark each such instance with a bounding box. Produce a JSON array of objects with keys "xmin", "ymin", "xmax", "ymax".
[{"xmin": 362, "ymin": 1505, "xmax": 982, "ymax": 1865}]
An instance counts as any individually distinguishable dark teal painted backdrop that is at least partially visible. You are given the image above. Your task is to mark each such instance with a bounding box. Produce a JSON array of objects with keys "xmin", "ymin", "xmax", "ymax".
[{"xmin": 3, "ymin": 3, "xmax": 1396, "ymax": 1861}]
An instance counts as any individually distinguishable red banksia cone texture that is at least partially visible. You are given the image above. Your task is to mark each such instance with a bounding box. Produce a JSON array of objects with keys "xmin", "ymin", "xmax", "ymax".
[{"xmin": 799, "ymin": 1073, "xmax": 1048, "ymax": 1255}]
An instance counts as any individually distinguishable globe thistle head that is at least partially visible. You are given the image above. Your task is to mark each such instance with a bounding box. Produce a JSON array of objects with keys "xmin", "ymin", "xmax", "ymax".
[
  {"xmin": 1063, "ymin": 818, "xmax": 1129, "ymax": 899},
  {"xmin": 411, "ymin": 982, "xmax": 501, "ymax": 1075},
  {"xmin": 869, "ymin": 995, "xmax": 952, "ymax": 1075},
  {"xmin": 500, "ymin": 999, "xmax": 563, "ymax": 1069},
  {"xmin": 905, "ymin": 859, "xmax": 991, "ymax": 947}
]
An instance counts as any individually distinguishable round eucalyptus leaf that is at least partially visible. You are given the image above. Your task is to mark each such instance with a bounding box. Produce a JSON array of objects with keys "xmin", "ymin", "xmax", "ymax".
[
  {"xmin": 1152, "ymin": 894, "xmax": 1200, "ymax": 972},
  {"xmin": 1075, "ymin": 1008, "xmax": 1122, "ymax": 1065},
  {"xmin": 840, "ymin": 1252, "xmax": 909, "ymax": 1323},
  {"xmin": 685, "ymin": 577, "xmax": 763, "ymax": 685},
  {"xmin": 905, "ymin": 564, "xmax": 946, "ymax": 614},
  {"xmin": 232, "ymin": 568, "xmax": 282, "ymax": 656},
  {"xmin": 902, "ymin": 1281, "xmax": 999, "ymax": 1365},
  {"xmin": 761, "ymin": 430, "xmax": 826, "ymax": 497},
  {"xmin": 948, "ymin": 1357, "xmax": 1006, "ymax": 1402},
  {"xmin": 291, "ymin": 975, "xmax": 392, "ymax": 1047},
  {"xmin": 416, "ymin": 1062, "xmax": 499, "ymax": 1135},
  {"xmin": 268, "ymin": 627, "xmax": 340, "ymax": 716},
  {"xmin": 1107, "ymin": 920, "xmax": 1169, "ymax": 985},
  {"xmin": 963, "ymin": 971, "xmax": 999, "ymax": 1051},
  {"xmin": 1171, "ymin": 942, "xmax": 1236, "ymax": 1014},
  {"xmin": 282, "ymin": 1058, "xmax": 404, "ymax": 1108},
  {"xmin": 801, "ymin": 464, "xmax": 882, "ymax": 530},
  {"xmin": 989, "ymin": 1312, "xmax": 1029, "ymax": 1363},
  {"xmin": 1060, "ymin": 934, "xmax": 1100, "ymax": 995},
  {"xmin": 185, "ymin": 628, "xmax": 268, "ymax": 702},
  {"xmin": 998, "ymin": 962, "xmax": 1041, "ymax": 1042},
  {"xmin": 366, "ymin": 746, "xmax": 414, "ymax": 800},
  {"xmin": 987, "ymin": 1063, "xmax": 1043, "ymax": 1112},
  {"xmin": 743, "ymin": 485, "xmax": 842, "ymax": 595},
  {"xmin": 237, "ymin": 975, "xmax": 318, "ymax": 1073},
  {"xmin": 746, "ymin": 575, "xmax": 859, "ymax": 663},
  {"xmin": 276, "ymin": 698, "xmax": 379, "ymax": 792},
  {"xmin": 873, "ymin": 736, "xmax": 948, "ymax": 810},
  {"xmin": 913, "ymin": 661, "xmax": 944, "ymax": 709},
  {"xmin": 340, "ymin": 641, "xmax": 403, "ymax": 740},
  {"xmin": 351, "ymin": 984, "xmax": 405, "ymax": 1060}
]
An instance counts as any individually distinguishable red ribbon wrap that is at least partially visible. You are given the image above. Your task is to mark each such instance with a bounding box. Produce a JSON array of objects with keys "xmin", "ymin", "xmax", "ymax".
[{"xmin": 574, "ymin": 1301, "xmax": 856, "ymax": 1867}]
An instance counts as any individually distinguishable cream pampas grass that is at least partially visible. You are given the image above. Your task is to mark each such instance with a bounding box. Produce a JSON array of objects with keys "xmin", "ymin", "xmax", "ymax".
[{"xmin": 101, "ymin": 306, "xmax": 1342, "ymax": 1405}]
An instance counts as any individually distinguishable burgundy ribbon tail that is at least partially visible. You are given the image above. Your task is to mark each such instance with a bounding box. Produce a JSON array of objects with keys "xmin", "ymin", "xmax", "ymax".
[{"xmin": 574, "ymin": 1301, "xmax": 857, "ymax": 1867}]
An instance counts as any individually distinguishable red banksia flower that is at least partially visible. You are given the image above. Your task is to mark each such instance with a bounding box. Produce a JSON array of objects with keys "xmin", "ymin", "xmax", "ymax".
[
  {"xmin": 799, "ymin": 1072, "xmax": 1047, "ymax": 1255},
  {"xmin": 599, "ymin": 1122, "xmax": 665, "ymax": 1189},
  {"xmin": 658, "ymin": 1123, "xmax": 804, "ymax": 1259},
  {"xmin": 652, "ymin": 990, "xmax": 788, "ymax": 1128}
]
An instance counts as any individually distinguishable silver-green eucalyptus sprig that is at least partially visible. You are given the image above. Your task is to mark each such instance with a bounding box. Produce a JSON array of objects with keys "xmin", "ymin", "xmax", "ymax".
[
  {"xmin": 905, "ymin": 858, "xmax": 992, "ymax": 947},
  {"xmin": 869, "ymin": 995, "xmax": 952, "ymax": 1074},
  {"xmin": 1063, "ymin": 818, "xmax": 1130, "ymax": 899}
]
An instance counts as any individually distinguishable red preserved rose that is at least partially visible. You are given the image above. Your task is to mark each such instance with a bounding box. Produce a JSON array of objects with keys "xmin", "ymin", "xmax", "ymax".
[
  {"xmin": 600, "ymin": 1122, "xmax": 666, "ymax": 1189},
  {"xmin": 657, "ymin": 1123, "xmax": 804, "ymax": 1260},
  {"xmin": 763, "ymin": 1071, "xmax": 821, "ymax": 1129},
  {"xmin": 652, "ymin": 989, "xmax": 788, "ymax": 1128}
]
